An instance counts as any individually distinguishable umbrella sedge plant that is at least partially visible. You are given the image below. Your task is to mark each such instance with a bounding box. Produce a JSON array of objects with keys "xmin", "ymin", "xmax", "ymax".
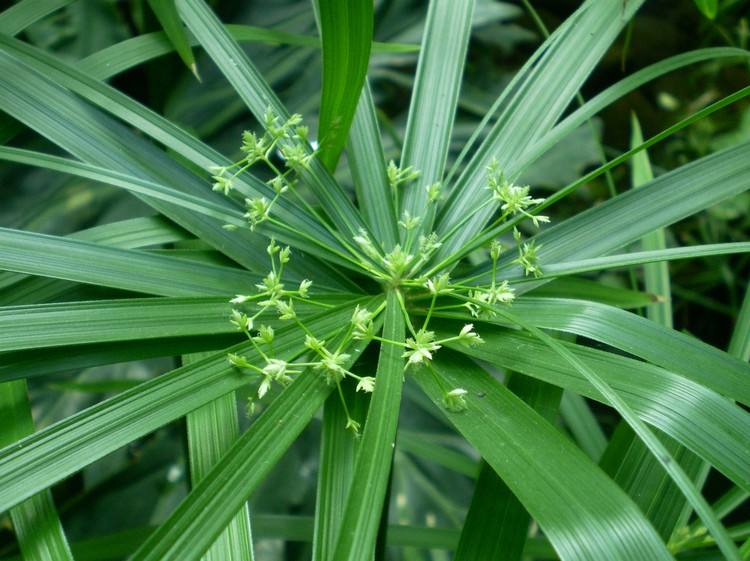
[{"xmin": 0, "ymin": 0, "xmax": 749, "ymax": 560}]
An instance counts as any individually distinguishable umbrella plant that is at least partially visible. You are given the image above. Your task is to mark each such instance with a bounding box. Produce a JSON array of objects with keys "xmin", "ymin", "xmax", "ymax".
[{"xmin": 0, "ymin": 0, "xmax": 749, "ymax": 560}]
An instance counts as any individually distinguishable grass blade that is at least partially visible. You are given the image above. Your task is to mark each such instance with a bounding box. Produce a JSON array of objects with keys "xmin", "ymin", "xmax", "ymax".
[
  {"xmin": 312, "ymin": 382, "xmax": 363, "ymax": 561},
  {"xmin": 331, "ymin": 291, "xmax": 405, "ymax": 561},
  {"xmin": 560, "ymin": 392, "xmax": 608, "ymax": 461},
  {"xmin": 466, "ymin": 139, "xmax": 750, "ymax": 285},
  {"xmin": 495, "ymin": 308, "xmax": 741, "ymax": 561},
  {"xmin": 128, "ymin": 324, "xmax": 378, "ymax": 561},
  {"xmin": 447, "ymin": 320, "xmax": 750, "ymax": 493},
  {"xmin": 431, "ymin": 297, "xmax": 750, "ymax": 406},
  {"xmin": 147, "ymin": 0, "xmax": 198, "ymax": 78},
  {"xmin": 316, "ymin": 0, "xmax": 373, "ymax": 171},
  {"xmin": 0, "ymin": 0, "xmax": 75, "ymax": 35},
  {"xmin": 0, "ymin": 228, "xmax": 261, "ymax": 297},
  {"xmin": 521, "ymin": 47, "xmax": 750, "ymax": 174},
  {"xmin": 347, "ymin": 83, "xmax": 399, "ymax": 249},
  {"xmin": 184, "ymin": 353, "xmax": 254, "ymax": 561},
  {"xmin": 454, "ymin": 374, "xmax": 561, "ymax": 561},
  {"xmin": 631, "ymin": 112, "xmax": 672, "ymax": 325},
  {"xmin": 533, "ymin": 243, "xmax": 750, "ymax": 279},
  {"xmin": 436, "ymin": 0, "xmax": 644, "ymax": 258},
  {"xmin": 0, "ymin": 37, "xmax": 355, "ymax": 284},
  {"xmin": 415, "ymin": 351, "xmax": 673, "ymax": 561},
  {"xmin": 399, "ymin": 0, "xmax": 475, "ymax": 244},
  {"xmin": 0, "ymin": 380, "xmax": 73, "ymax": 561}
]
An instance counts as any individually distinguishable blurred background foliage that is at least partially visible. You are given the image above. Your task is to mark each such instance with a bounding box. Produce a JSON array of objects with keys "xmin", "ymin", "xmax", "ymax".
[{"xmin": 0, "ymin": 1, "xmax": 749, "ymax": 559}]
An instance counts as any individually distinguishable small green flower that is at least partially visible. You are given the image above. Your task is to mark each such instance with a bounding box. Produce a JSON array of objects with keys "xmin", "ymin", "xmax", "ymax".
[
  {"xmin": 425, "ymin": 273, "xmax": 452, "ymax": 295},
  {"xmin": 275, "ymin": 299, "xmax": 296, "ymax": 320},
  {"xmin": 244, "ymin": 197, "xmax": 271, "ymax": 230},
  {"xmin": 383, "ymin": 245, "xmax": 413, "ymax": 279},
  {"xmin": 456, "ymin": 323, "xmax": 484, "ymax": 347},
  {"xmin": 386, "ymin": 160, "xmax": 420, "ymax": 190},
  {"xmin": 304, "ymin": 335, "xmax": 326, "ymax": 352},
  {"xmin": 227, "ymin": 353, "xmax": 253, "ymax": 370},
  {"xmin": 297, "ymin": 279, "xmax": 312, "ymax": 298},
  {"xmin": 318, "ymin": 350, "xmax": 351, "ymax": 385},
  {"xmin": 255, "ymin": 324, "xmax": 275, "ymax": 345},
  {"xmin": 442, "ymin": 388, "xmax": 468, "ymax": 412},
  {"xmin": 345, "ymin": 417, "xmax": 361, "ymax": 436},
  {"xmin": 418, "ymin": 232, "xmax": 442, "ymax": 257},
  {"xmin": 356, "ymin": 376, "xmax": 376, "ymax": 393},
  {"xmin": 399, "ymin": 210, "xmax": 421, "ymax": 231},
  {"xmin": 230, "ymin": 309, "xmax": 252, "ymax": 332},
  {"xmin": 425, "ymin": 181, "xmax": 442, "ymax": 202},
  {"xmin": 403, "ymin": 329, "xmax": 441, "ymax": 367},
  {"xmin": 211, "ymin": 174, "xmax": 233, "ymax": 196}
]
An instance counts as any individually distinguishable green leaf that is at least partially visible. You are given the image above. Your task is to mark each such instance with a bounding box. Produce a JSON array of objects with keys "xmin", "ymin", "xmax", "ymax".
[
  {"xmin": 0, "ymin": 228, "xmax": 261, "ymax": 297},
  {"xmin": 436, "ymin": 0, "xmax": 644, "ymax": 258},
  {"xmin": 399, "ymin": 0, "xmax": 475, "ymax": 244},
  {"xmin": 560, "ymin": 391, "xmax": 608, "ymax": 461},
  {"xmin": 448, "ymin": 321, "xmax": 750, "ymax": 493},
  {"xmin": 528, "ymin": 277, "xmax": 658, "ymax": 308},
  {"xmin": 0, "ymin": 297, "xmax": 232, "ymax": 351},
  {"xmin": 0, "ymin": 380, "xmax": 73, "ymax": 561},
  {"xmin": 414, "ymin": 351, "xmax": 674, "ymax": 561},
  {"xmin": 605, "ymin": 114, "xmax": 700, "ymax": 541},
  {"xmin": 532, "ymin": 243, "xmax": 750, "ymax": 280},
  {"xmin": 347, "ymin": 83, "xmax": 399, "ymax": 249},
  {"xmin": 481, "ymin": 297, "xmax": 750, "ymax": 407},
  {"xmin": 147, "ymin": 0, "xmax": 198, "ymax": 78},
  {"xmin": 77, "ymin": 25, "xmax": 415, "ymax": 81},
  {"xmin": 316, "ymin": 0, "xmax": 373, "ymax": 171},
  {"xmin": 0, "ymin": 302, "xmax": 372, "ymax": 514},
  {"xmin": 0, "ymin": 216, "xmax": 189, "ymax": 300},
  {"xmin": 331, "ymin": 291, "xmax": 405, "ymax": 561},
  {"xmin": 176, "ymin": 0, "xmax": 367, "ymax": 239},
  {"xmin": 729, "ymin": 283, "xmax": 750, "ymax": 361},
  {"xmin": 465, "ymin": 139, "xmax": 750, "ymax": 285},
  {"xmin": 0, "ymin": 48, "xmax": 273, "ymax": 275},
  {"xmin": 397, "ymin": 430, "xmax": 477, "ymax": 478},
  {"xmin": 693, "ymin": 0, "xmax": 719, "ymax": 19},
  {"xmin": 312, "ymin": 381, "xmax": 363, "ymax": 561},
  {"xmin": 0, "ymin": 0, "xmax": 75, "ymax": 36},
  {"xmin": 184, "ymin": 353, "xmax": 254, "ymax": 561},
  {"xmin": 0, "ymin": 146, "xmax": 246, "ymax": 227},
  {"xmin": 454, "ymin": 374, "xmax": 561, "ymax": 561},
  {"xmin": 0, "ymin": 295, "xmax": 354, "ymax": 353},
  {"xmin": 494, "ymin": 308, "xmax": 741, "ymax": 560},
  {"xmin": 631, "ymin": 112, "xmax": 672, "ymax": 325},
  {"xmin": 599, "ymin": 422, "xmax": 707, "ymax": 540}
]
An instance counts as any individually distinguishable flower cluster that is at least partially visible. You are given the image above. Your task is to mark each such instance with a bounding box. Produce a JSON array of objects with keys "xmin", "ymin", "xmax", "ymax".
[
  {"xmin": 215, "ymin": 110, "xmax": 554, "ymax": 426},
  {"xmin": 209, "ymin": 107, "xmax": 314, "ymax": 231},
  {"xmin": 486, "ymin": 159, "xmax": 549, "ymax": 227}
]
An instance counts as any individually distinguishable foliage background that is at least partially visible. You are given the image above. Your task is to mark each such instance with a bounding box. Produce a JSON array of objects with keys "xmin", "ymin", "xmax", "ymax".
[{"xmin": 0, "ymin": 0, "xmax": 749, "ymax": 559}]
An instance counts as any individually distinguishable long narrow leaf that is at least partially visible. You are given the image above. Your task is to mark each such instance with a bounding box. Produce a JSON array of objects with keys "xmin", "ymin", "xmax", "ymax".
[
  {"xmin": 399, "ymin": 0, "xmax": 475, "ymax": 244},
  {"xmin": 316, "ymin": 0, "xmax": 373, "ymax": 171},
  {"xmin": 0, "ymin": 228, "xmax": 261, "ymax": 297},
  {"xmin": 184, "ymin": 353, "xmax": 254, "ymax": 561},
  {"xmin": 331, "ymin": 291, "xmax": 405, "ymax": 561},
  {"xmin": 0, "ymin": 381, "xmax": 73, "ymax": 561},
  {"xmin": 347, "ymin": 83, "xmax": 399, "ymax": 249},
  {"xmin": 415, "ymin": 351, "xmax": 674, "ymax": 561}
]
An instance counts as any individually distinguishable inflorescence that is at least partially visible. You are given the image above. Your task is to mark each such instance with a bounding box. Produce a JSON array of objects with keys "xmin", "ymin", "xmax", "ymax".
[{"xmin": 212, "ymin": 108, "xmax": 550, "ymax": 434}]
